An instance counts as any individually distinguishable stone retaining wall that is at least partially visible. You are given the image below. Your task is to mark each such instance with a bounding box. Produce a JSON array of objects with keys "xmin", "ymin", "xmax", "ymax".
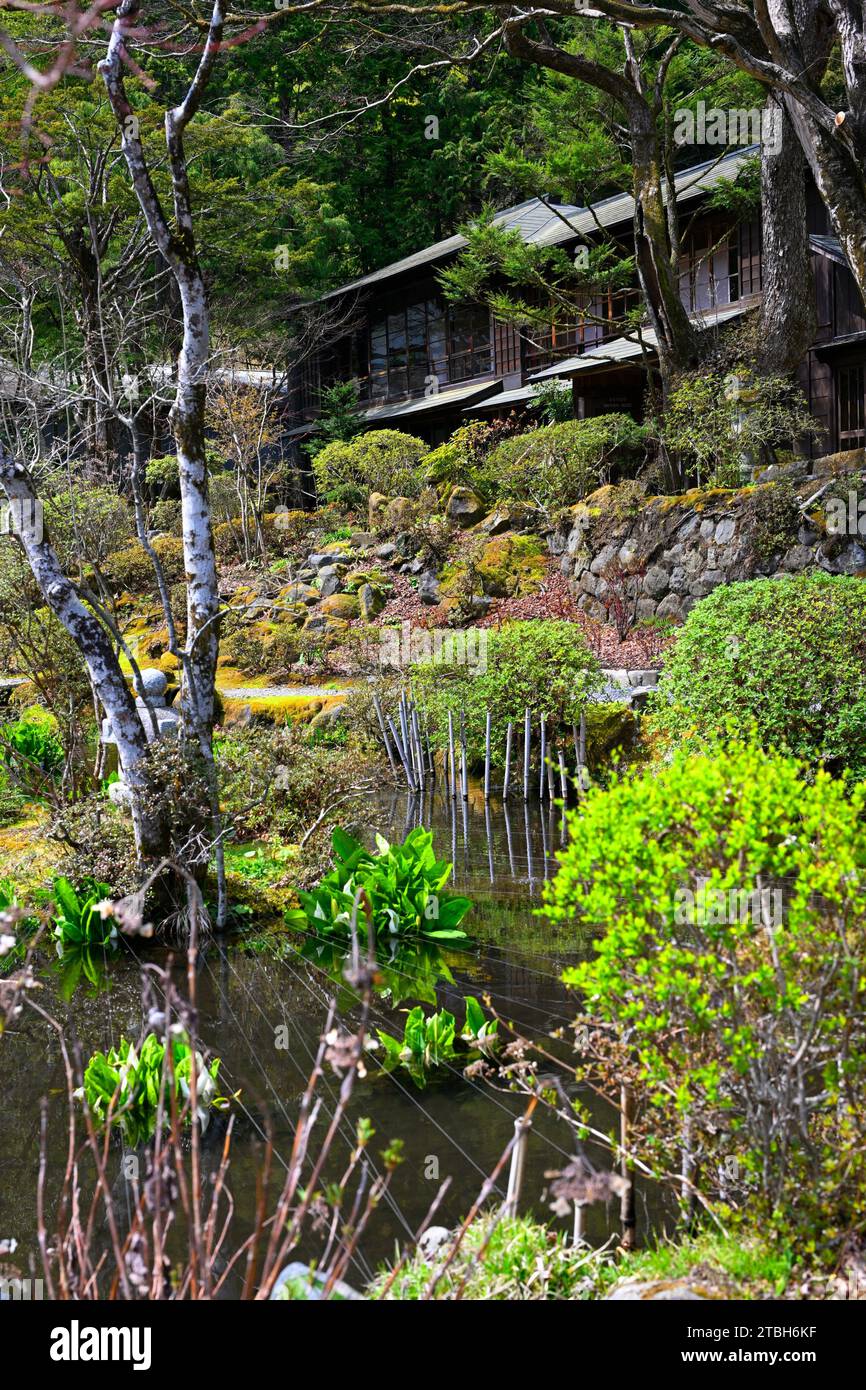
[{"xmin": 549, "ymin": 461, "xmax": 866, "ymax": 625}]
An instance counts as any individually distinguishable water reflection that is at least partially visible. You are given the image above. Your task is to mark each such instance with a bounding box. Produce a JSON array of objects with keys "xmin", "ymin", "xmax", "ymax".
[{"xmin": 0, "ymin": 783, "xmax": 665, "ymax": 1289}]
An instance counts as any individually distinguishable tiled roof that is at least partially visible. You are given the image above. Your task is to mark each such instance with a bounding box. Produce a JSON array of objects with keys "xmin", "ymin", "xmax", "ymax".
[{"xmin": 320, "ymin": 147, "xmax": 758, "ymax": 302}]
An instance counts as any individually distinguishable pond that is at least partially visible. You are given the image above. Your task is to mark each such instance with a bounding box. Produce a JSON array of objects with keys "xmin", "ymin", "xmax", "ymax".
[{"xmin": 0, "ymin": 783, "xmax": 665, "ymax": 1293}]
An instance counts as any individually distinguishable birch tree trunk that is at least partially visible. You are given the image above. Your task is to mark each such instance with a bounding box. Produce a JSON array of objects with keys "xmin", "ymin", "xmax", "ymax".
[
  {"xmin": 0, "ymin": 448, "xmax": 166, "ymax": 859},
  {"xmin": 98, "ymin": 1, "xmax": 227, "ymax": 923}
]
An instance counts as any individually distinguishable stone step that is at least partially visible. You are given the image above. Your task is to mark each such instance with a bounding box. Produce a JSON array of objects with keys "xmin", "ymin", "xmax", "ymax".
[{"xmin": 600, "ymin": 667, "xmax": 660, "ymax": 688}]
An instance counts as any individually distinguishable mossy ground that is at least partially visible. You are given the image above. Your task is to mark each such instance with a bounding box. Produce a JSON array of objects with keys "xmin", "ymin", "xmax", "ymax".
[{"xmin": 370, "ymin": 1215, "xmax": 798, "ymax": 1300}]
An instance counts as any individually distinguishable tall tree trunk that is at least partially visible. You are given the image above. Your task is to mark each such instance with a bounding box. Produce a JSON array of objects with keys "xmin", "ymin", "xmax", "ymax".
[
  {"xmin": 629, "ymin": 100, "xmax": 700, "ymax": 391},
  {"xmin": 759, "ymin": 95, "xmax": 816, "ymax": 373},
  {"xmin": 0, "ymin": 448, "xmax": 165, "ymax": 859},
  {"xmin": 101, "ymin": 0, "xmax": 227, "ymax": 922}
]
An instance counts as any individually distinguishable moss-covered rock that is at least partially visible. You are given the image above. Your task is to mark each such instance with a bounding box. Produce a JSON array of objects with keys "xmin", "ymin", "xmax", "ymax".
[
  {"xmin": 584, "ymin": 702, "xmax": 637, "ymax": 768},
  {"xmin": 475, "ymin": 534, "xmax": 547, "ymax": 597},
  {"xmin": 319, "ymin": 592, "xmax": 361, "ymax": 620},
  {"xmin": 445, "ymin": 485, "xmax": 485, "ymax": 528},
  {"xmin": 343, "ymin": 567, "xmax": 391, "ymax": 592},
  {"xmin": 358, "ymin": 582, "xmax": 386, "ymax": 620}
]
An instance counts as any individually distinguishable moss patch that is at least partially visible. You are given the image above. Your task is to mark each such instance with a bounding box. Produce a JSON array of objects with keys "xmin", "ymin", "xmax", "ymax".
[{"xmin": 220, "ymin": 694, "xmax": 344, "ymax": 727}]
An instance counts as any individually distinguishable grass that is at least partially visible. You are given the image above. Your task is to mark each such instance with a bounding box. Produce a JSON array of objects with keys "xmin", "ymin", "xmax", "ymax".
[
  {"xmin": 370, "ymin": 1214, "xmax": 601, "ymax": 1300},
  {"xmin": 369, "ymin": 1214, "xmax": 797, "ymax": 1300},
  {"xmin": 590, "ymin": 1227, "xmax": 796, "ymax": 1300}
]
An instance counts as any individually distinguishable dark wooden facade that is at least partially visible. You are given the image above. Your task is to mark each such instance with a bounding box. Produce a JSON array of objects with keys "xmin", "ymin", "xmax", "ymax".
[{"xmin": 295, "ymin": 163, "xmax": 866, "ymax": 456}]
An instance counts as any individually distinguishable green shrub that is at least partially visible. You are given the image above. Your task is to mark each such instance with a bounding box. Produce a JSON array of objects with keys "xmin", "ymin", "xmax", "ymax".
[
  {"xmin": 104, "ymin": 544, "xmax": 154, "ymax": 593},
  {"xmin": 312, "ymin": 429, "xmax": 428, "ymax": 509},
  {"xmin": 424, "ymin": 419, "xmax": 519, "ymax": 497},
  {"xmin": 481, "ymin": 414, "xmax": 646, "ymax": 512},
  {"xmin": 411, "ymin": 619, "xmax": 601, "ymax": 766},
  {"xmin": 660, "ymin": 367, "xmax": 818, "ymax": 488},
  {"xmin": 148, "ymin": 498, "xmax": 182, "ymax": 536},
  {"xmin": 547, "ymin": 742, "xmax": 866, "ymax": 1241},
  {"xmin": 648, "ymin": 572, "xmax": 866, "ymax": 774},
  {"xmin": 263, "ymin": 624, "xmax": 300, "ymax": 674},
  {"xmin": 219, "ymin": 626, "xmax": 266, "ymax": 674},
  {"xmin": 145, "ymin": 454, "xmax": 181, "ymax": 498},
  {"xmin": 105, "ymin": 535, "xmax": 185, "ymax": 593}
]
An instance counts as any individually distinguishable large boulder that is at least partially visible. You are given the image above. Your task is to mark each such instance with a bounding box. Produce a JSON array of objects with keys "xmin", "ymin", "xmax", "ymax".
[
  {"xmin": 368, "ymin": 492, "xmax": 388, "ymax": 529},
  {"xmin": 319, "ymin": 592, "xmax": 361, "ymax": 620},
  {"xmin": 384, "ymin": 496, "xmax": 416, "ymax": 532},
  {"xmin": 445, "ymin": 486, "xmax": 486, "ymax": 528},
  {"xmin": 475, "ymin": 534, "xmax": 547, "ymax": 597},
  {"xmin": 358, "ymin": 583, "xmax": 386, "ymax": 620}
]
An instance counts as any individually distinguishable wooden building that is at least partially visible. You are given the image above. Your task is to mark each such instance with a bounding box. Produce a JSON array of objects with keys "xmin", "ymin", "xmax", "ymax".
[{"xmin": 292, "ymin": 147, "xmax": 866, "ymax": 457}]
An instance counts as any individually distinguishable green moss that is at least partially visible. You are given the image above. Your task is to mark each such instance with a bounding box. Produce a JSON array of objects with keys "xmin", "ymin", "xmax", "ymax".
[
  {"xmin": 475, "ymin": 534, "xmax": 547, "ymax": 597},
  {"xmin": 440, "ymin": 533, "xmax": 547, "ymax": 601},
  {"xmin": 584, "ymin": 702, "xmax": 637, "ymax": 768},
  {"xmin": 220, "ymin": 694, "xmax": 344, "ymax": 726}
]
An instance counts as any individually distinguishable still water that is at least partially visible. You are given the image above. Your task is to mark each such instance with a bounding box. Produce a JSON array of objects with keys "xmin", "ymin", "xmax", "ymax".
[{"xmin": 0, "ymin": 785, "xmax": 663, "ymax": 1292}]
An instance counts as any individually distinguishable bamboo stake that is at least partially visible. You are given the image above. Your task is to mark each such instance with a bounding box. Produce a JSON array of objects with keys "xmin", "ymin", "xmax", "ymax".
[
  {"xmin": 539, "ymin": 713, "xmax": 547, "ymax": 802},
  {"xmin": 523, "ymin": 708, "xmax": 531, "ymax": 802},
  {"xmin": 373, "ymin": 695, "xmax": 397, "ymax": 774},
  {"xmin": 484, "ymin": 710, "xmax": 492, "ymax": 801},
  {"xmin": 502, "ymin": 1115, "xmax": 533, "ymax": 1218},
  {"xmin": 620, "ymin": 1083, "xmax": 636, "ymax": 1249},
  {"xmin": 447, "ymin": 710, "xmax": 456, "ymax": 800},
  {"xmin": 523, "ymin": 801, "xmax": 534, "ymax": 896},
  {"xmin": 387, "ymin": 715, "xmax": 415, "ymax": 792},
  {"xmin": 503, "ymin": 720, "xmax": 513, "ymax": 802},
  {"xmin": 503, "ymin": 798, "xmax": 516, "ymax": 878},
  {"xmin": 460, "ymin": 714, "xmax": 468, "ymax": 801},
  {"xmin": 411, "ymin": 707, "xmax": 425, "ymax": 787},
  {"xmin": 558, "ymin": 748, "xmax": 568, "ymax": 802}
]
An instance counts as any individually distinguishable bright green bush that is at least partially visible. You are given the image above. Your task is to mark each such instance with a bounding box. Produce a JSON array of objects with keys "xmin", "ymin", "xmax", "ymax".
[
  {"xmin": 145, "ymin": 454, "xmax": 182, "ymax": 498},
  {"xmin": 411, "ymin": 619, "xmax": 601, "ymax": 766},
  {"xmin": 648, "ymin": 572, "xmax": 866, "ymax": 775},
  {"xmin": 480, "ymin": 414, "xmax": 646, "ymax": 512},
  {"xmin": 312, "ymin": 429, "xmax": 428, "ymax": 509},
  {"xmin": 547, "ymin": 742, "xmax": 866, "ymax": 1240}
]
